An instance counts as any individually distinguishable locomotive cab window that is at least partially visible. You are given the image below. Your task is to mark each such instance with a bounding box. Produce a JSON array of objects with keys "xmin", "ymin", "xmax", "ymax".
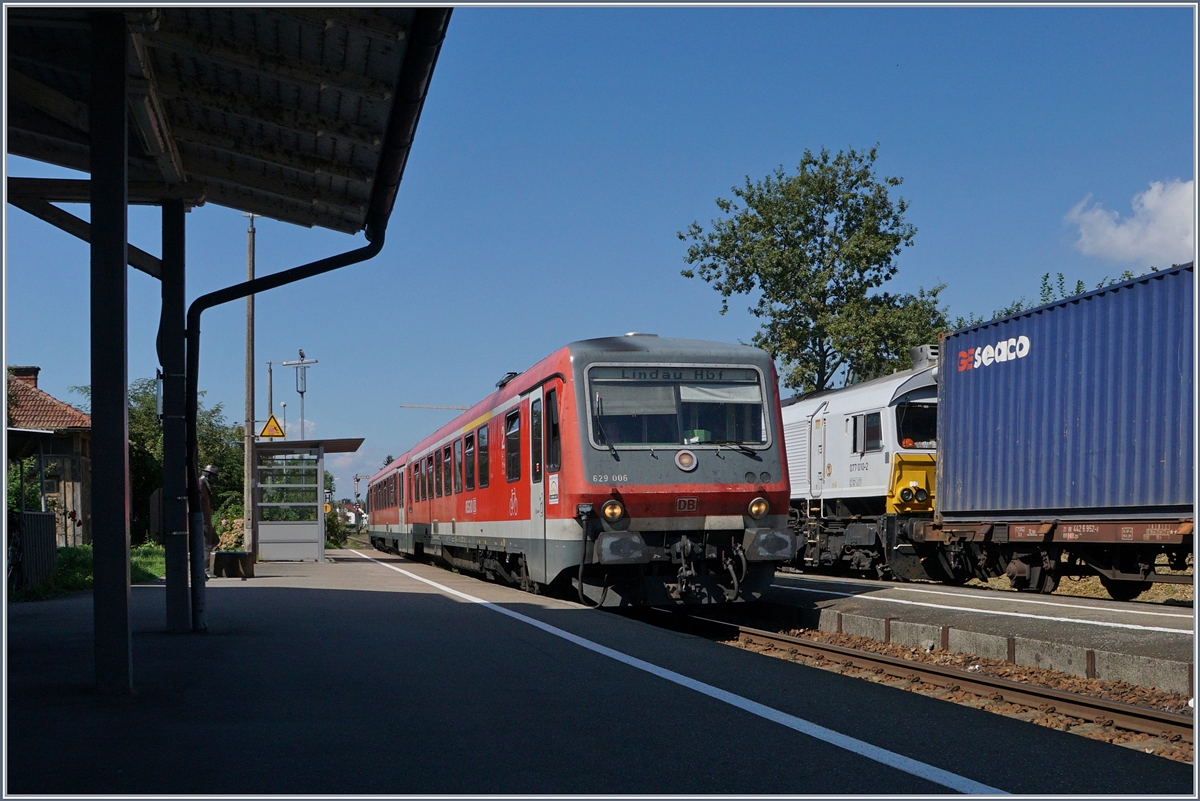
[
  {"xmin": 895, "ymin": 402, "xmax": 937, "ymax": 449},
  {"xmin": 853, "ymin": 412, "xmax": 883, "ymax": 453},
  {"xmin": 587, "ymin": 366, "xmax": 766, "ymax": 447},
  {"xmin": 505, "ymin": 410, "xmax": 521, "ymax": 482},
  {"xmin": 545, "ymin": 389, "xmax": 561, "ymax": 471}
]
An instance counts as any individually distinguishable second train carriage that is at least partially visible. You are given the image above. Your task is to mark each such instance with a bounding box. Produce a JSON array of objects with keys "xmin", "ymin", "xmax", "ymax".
[{"xmin": 367, "ymin": 334, "xmax": 796, "ymax": 606}]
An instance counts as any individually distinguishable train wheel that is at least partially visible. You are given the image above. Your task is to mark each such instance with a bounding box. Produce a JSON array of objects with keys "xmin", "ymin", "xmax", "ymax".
[
  {"xmin": 1033, "ymin": 569, "xmax": 1058, "ymax": 594},
  {"xmin": 1099, "ymin": 575, "xmax": 1151, "ymax": 602}
]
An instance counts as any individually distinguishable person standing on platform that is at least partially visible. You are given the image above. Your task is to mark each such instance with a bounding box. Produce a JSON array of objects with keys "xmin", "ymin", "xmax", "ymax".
[{"xmin": 200, "ymin": 464, "xmax": 219, "ymax": 579}]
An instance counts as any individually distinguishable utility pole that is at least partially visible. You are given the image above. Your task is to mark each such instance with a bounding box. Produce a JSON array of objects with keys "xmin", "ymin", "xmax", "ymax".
[
  {"xmin": 280, "ymin": 401, "xmax": 287, "ymax": 439},
  {"xmin": 243, "ymin": 213, "xmax": 255, "ymax": 557},
  {"xmin": 282, "ymin": 352, "xmax": 317, "ymax": 440}
]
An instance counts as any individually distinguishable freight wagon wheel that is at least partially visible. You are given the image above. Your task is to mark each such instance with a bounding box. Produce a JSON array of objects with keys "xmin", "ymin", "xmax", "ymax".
[{"xmin": 1098, "ymin": 575, "xmax": 1151, "ymax": 602}]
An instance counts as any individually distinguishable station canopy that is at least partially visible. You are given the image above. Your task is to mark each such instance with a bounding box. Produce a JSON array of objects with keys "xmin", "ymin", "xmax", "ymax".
[{"xmin": 7, "ymin": 7, "xmax": 449, "ymax": 237}]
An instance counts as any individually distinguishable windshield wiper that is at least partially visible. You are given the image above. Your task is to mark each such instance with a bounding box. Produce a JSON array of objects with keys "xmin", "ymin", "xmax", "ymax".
[
  {"xmin": 593, "ymin": 418, "xmax": 619, "ymax": 460},
  {"xmin": 710, "ymin": 440, "xmax": 760, "ymax": 458}
]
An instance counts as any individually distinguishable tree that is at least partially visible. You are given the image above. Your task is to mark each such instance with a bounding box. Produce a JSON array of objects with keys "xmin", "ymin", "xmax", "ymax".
[
  {"xmin": 382, "ymin": 455, "xmax": 394, "ymax": 469},
  {"xmin": 680, "ymin": 146, "xmax": 943, "ymax": 393},
  {"xmin": 70, "ymin": 380, "xmax": 244, "ymax": 543}
]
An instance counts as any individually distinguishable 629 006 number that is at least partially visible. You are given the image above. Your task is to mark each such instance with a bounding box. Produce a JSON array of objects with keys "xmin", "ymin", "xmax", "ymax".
[{"xmin": 592, "ymin": 474, "xmax": 629, "ymax": 483}]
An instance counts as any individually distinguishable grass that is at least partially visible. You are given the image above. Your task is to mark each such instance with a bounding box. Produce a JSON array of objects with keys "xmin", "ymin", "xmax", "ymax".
[{"xmin": 8, "ymin": 542, "xmax": 167, "ymax": 602}]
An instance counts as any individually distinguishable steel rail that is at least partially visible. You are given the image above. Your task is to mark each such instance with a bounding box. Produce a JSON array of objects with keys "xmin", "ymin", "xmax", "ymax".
[{"xmin": 686, "ymin": 614, "xmax": 1193, "ymax": 744}]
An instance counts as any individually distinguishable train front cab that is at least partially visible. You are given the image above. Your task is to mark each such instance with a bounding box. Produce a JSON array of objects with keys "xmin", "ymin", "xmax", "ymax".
[{"xmin": 563, "ymin": 342, "xmax": 796, "ymax": 606}]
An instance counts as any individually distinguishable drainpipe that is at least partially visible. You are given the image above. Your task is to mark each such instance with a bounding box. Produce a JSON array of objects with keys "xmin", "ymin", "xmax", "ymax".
[
  {"xmin": 181, "ymin": 6, "xmax": 450, "ymax": 631},
  {"xmin": 183, "ymin": 234, "xmax": 384, "ymax": 630}
]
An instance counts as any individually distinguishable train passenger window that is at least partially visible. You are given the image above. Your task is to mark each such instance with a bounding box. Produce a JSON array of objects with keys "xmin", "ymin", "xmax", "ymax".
[
  {"xmin": 389, "ymin": 476, "xmax": 395, "ymax": 507},
  {"xmin": 424, "ymin": 456, "xmax": 432, "ymax": 500},
  {"xmin": 410, "ymin": 466, "xmax": 416, "ymax": 506},
  {"xmin": 477, "ymin": 425, "xmax": 490, "ymax": 488},
  {"xmin": 434, "ymin": 451, "xmax": 442, "ymax": 497},
  {"xmin": 443, "ymin": 445, "xmax": 453, "ymax": 495},
  {"xmin": 531, "ymin": 399, "xmax": 543, "ymax": 484},
  {"xmin": 454, "ymin": 439, "xmax": 464, "ymax": 494},
  {"xmin": 505, "ymin": 410, "xmax": 521, "ymax": 482},
  {"xmin": 464, "ymin": 434, "xmax": 476, "ymax": 491},
  {"xmin": 853, "ymin": 412, "xmax": 883, "ymax": 453},
  {"xmin": 545, "ymin": 389, "xmax": 561, "ymax": 472},
  {"xmin": 399, "ymin": 469, "xmax": 404, "ymax": 505}
]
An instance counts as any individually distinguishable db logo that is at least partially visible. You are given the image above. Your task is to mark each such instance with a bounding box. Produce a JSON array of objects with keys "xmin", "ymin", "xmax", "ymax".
[
  {"xmin": 675, "ymin": 497, "xmax": 698, "ymax": 513},
  {"xmin": 509, "ymin": 489, "xmax": 519, "ymax": 517},
  {"xmin": 958, "ymin": 335, "xmax": 1031, "ymax": 372}
]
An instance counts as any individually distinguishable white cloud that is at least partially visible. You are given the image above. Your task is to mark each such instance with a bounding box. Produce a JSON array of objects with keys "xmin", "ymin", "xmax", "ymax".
[{"xmin": 1065, "ymin": 179, "xmax": 1195, "ymax": 268}]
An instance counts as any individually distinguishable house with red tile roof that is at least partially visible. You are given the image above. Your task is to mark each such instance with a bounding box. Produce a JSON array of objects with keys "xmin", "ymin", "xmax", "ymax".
[{"xmin": 7, "ymin": 366, "xmax": 91, "ymax": 545}]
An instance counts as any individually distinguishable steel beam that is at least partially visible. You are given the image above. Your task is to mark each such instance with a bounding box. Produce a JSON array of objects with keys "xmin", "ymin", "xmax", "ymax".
[
  {"xmin": 7, "ymin": 197, "xmax": 162, "ymax": 278},
  {"xmin": 160, "ymin": 200, "xmax": 191, "ymax": 632},
  {"xmin": 89, "ymin": 10, "xmax": 132, "ymax": 693},
  {"xmin": 7, "ymin": 177, "xmax": 205, "ymax": 205}
]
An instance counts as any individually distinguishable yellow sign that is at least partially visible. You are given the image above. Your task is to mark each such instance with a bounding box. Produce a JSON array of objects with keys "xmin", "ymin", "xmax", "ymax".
[
  {"xmin": 323, "ymin": 503, "xmax": 332, "ymax": 514},
  {"xmin": 259, "ymin": 414, "xmax": 285, "ymax": 439}
]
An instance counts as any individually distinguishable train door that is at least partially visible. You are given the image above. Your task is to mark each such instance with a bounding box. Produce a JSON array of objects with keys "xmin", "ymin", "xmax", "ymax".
[
  {"xmin": 810, "ymin": 402, "xmax": 827, "ymax": 498},
  {"xmin": 400, "ymin": 465, "xmax": 410, "ymax": 541},
  {"xmin": 527, "ymin": 386, "xmax": 547, "ymax": 582}
]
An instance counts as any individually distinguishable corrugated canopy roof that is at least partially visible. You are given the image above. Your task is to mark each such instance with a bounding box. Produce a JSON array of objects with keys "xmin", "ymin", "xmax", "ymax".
[{"xmin": 6, "ymin": 7, "xmax": 450, "ymax": 237}]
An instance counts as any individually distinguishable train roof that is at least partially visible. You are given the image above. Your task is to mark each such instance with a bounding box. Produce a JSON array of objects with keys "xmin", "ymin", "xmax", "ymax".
[
  {"xmin": 565, "ymin": 333, "xmax": 771, "ymax": 363},
  {"xmin": 945, "ymin": 261, "xmax": 1194, "ymax": 338},
  {"xmin": 781, "ymin": 362, "xmax": 938, "ymax": 413},
  {"xmin": 368, "ymin": 334, "xmax": 777, "ymax": 484}
]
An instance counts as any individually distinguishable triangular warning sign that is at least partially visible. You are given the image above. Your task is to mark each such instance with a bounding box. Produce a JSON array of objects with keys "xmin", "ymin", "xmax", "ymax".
[{"xmin": 259, "ymin": 414, "xmax": 285, "ymax": 439}]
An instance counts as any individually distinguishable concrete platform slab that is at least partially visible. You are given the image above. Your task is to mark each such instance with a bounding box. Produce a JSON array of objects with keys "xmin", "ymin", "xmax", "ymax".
[
  {"xmin": 4, "ymin": 551, "xmax": 1191, "ymax": 795},
  {"xmin": 769, "ymin": 572, "xmax": 1195, "ymax": 694}
]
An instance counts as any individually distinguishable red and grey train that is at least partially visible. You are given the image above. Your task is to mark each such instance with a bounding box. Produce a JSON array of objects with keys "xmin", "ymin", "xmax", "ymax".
[{"xmin": 366, "ymin": 334, "xmax": 796, "ymax": 606}]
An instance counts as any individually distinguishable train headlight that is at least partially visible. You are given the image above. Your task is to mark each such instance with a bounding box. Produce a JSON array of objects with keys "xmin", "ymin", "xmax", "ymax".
[
  {"xmin": 601, "ymin": 500, "xmax": 625, "ymax": 522},
  {"xmin": 675, "ymin": 450, "xmax": 697, "ymax": 472},
  {"xmin": 915, "ymin": 488, "xmax": 929, "ymax": 503},
  {"xmin": 900, "ymin": 488, "xmax": 915, "ymax": 503},
  {"xmin": 748, "ymin": 497, "xmax": 769, "ymax": 520}
]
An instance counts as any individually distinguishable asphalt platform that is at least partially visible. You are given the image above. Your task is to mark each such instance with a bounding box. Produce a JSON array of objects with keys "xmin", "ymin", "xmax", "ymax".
[{"xmin": 5, "ymin": 552, "xmax": 1194, "ymax": 795}]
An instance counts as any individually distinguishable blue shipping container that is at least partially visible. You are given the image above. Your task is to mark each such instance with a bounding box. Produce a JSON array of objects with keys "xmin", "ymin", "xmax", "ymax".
[{"xmin": 937, "ymin": 264, "xmax": 1193, "ymax": 520}]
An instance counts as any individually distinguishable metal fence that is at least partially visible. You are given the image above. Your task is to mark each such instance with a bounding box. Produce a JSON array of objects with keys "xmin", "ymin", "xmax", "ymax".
[{"xmin": 15, "ymin": 511, "xmax": 58, "ymax": 590}]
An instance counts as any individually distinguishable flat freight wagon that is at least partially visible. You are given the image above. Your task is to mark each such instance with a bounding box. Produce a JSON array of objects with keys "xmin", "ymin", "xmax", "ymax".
[{"xmin": 912, "ymin": 263, "xmax": 1193, "ymax": 598}]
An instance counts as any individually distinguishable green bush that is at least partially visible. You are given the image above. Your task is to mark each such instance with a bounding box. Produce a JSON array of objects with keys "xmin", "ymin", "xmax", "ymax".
[{"xmin": 8, "ymin": 543, "xmax": 166, "ymax": 602}]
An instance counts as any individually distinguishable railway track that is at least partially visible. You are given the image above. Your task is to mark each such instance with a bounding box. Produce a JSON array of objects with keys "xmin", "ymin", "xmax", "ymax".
[{"xmin": 657, "ymin": 611, "xmax": 1193, "ymax": 745}]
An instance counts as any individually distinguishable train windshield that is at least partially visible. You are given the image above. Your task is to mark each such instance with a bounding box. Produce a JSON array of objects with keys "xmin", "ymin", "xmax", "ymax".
[
  {"xmin": 895, "ymin": 402, "xmax": 937, "ymax": 449},
  {"xmin": 588, "ymin": 366, "xmax": 767, "ymax": 447}
]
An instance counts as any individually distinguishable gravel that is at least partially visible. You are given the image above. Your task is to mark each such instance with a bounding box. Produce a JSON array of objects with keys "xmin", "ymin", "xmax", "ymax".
[{"xmin": 728, "ymin": 628, "xmax": 1194, "ymax": 764}]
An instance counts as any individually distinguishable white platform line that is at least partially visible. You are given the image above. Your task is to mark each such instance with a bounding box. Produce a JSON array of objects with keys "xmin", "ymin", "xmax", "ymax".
[
  {"xmin": 774, "ymin": 576, "xmax": 1194, "ymax": 619},
  {"xmin": 772, "ymin": 585, "xmax": 1193, "ymax": 635},
  {"xmin": 350, "ymin": 550, "xmax": 1006, "ymax": 796}
]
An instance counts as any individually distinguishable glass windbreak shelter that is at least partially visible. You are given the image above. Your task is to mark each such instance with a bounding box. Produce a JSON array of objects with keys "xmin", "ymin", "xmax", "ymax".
[{"xmin": 254, "ymin": 438, "xmax": 362, "ymax": 561}]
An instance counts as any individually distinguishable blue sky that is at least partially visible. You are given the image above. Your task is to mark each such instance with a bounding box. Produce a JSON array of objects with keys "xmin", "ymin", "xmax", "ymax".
[{"xmin": 4, "ymin": 5, "xmax": 1195, "ymax": 498}]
